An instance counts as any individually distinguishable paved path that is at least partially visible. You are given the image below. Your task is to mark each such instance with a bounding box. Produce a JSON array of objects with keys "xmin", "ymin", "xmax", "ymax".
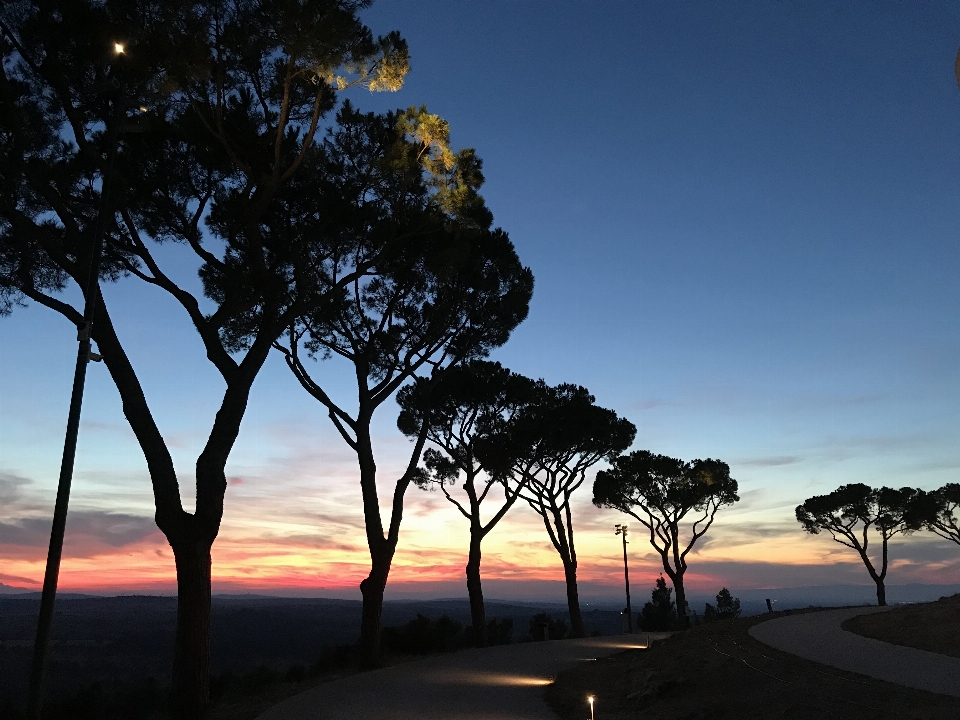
[
  {"xmin": 749, "ymin": 606, "xmax": 960, "ymax": 697},
  {"xmin": 255, "ymin": 634, "xmax": 667, "ymax": 720}
]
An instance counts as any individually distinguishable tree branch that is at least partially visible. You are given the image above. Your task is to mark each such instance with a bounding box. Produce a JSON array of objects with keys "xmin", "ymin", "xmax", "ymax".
[
  {"xmin": 438, "ymin": 481, "xmax": 471, "ymax": 521},
  {"xmin": 387, "ymin": 419, "xmax": 430, "ymax": 545},
  {"xmin": 17, "ymin": 285, "xmax": 83, "ymax": 327},
  {"xmin": 275, "ymin": 337, "xmax": 358, "ymax": 437},
  {"xmin": 119, "ymin": 209, "xmax": 238, "ymax": 377}
]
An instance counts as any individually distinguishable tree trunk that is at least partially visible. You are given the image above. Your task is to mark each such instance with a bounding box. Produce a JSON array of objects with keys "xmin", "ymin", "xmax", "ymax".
[
  {"xmin": 356, "ymin": 419, "xmax": 389, "ymax": 669},
  {"xmin": 353, "ymin": 413, "xmax": 426, "ymax": 669},
  {"xmin": 93, "ymin": 300, "xmax": 218, "ymax": 717},
  {"xmin": 171, "ymin": 539, "xmax": 213, "ymax": 720},
  {"xmin": 659, "ymin": 553, "xmax": 688, "ymax": 629},
  {"xmin": 359, "ymin": 543, "xmax": 394, "ymax": 668},
  {"xmin": 855, "ymin": 545, "xmax": 887, "ymax": 607},
  {"xmin": 877, "ymin": 535, "xmax": 889, "ymax": 606},
  {"xmin": 563, "ymin": 560, "xmax": 585, "ymax": 638},
  {"xmin": 673, "ymin": 572, "xmax": 690, "ymax": 628},
  {"xmin": 466, "ymin": 527, "xmax": 486, "ymax": 646},
  {"xmin": 875, "ymin": 579, "xmax": 887, "ymax": 606}
]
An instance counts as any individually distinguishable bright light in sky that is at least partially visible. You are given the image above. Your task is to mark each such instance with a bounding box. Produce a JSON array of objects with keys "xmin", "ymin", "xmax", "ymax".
[{"xmin": 2, "ymin": 1, "xmax": 959, "ymax": 598}]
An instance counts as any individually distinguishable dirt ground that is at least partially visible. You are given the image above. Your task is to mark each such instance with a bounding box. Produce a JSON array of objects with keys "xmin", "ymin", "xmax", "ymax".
[
  {"xmin": 544, "ymin": 611, "xmax": 960, "ymax": 720},
  {"xmin": 842, "ymin": 594, "xmax": 960, "ymax": 659}
]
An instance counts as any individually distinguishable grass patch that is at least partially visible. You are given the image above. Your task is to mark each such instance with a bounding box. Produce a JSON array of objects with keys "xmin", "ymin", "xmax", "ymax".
[{"xmin": 843, "ymin": 594, "xmax": 960, "ymax": 659}]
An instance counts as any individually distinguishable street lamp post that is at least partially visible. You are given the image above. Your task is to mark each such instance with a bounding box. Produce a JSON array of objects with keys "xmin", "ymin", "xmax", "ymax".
[
  {"xmin": 615, "ymin": 524, "xmax": 632, "ymax": 633},
  {"xmin": 25, "ymin": 42, "xmax": 126, "ymax": 720}
]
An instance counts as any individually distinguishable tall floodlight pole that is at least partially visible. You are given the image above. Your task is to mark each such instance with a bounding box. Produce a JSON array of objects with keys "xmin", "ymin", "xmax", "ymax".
[
  {"xmin": 615, "ymin": 524, "xmax": 633, "ymax": 632},
  {"xmin": 25, "ymin": 42, "xmax": 126, "ymax": 720}
]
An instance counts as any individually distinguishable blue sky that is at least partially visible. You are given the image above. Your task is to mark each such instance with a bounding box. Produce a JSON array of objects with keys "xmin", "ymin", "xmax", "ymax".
[
  {"xmin": 2, "ymin": 1, "xmax": 959, "ymax": 597},
  {"xmin": 359, "ymin": 0, "xmax": 960, "ymax": 492}
]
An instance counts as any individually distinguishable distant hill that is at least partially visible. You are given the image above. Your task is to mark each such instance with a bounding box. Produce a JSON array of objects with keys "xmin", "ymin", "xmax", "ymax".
[{"xmin": 0, "ymin": 582, "xmax": 94, "ymax": 598}]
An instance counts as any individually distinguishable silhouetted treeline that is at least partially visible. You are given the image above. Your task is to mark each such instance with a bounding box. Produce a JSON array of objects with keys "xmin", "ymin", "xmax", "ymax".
[
  {"xmin": 381, "ymin": 614, "xmax": 514, "ymax": 654},
  {"xmin": 637, "ymin": 578, "xmax": 742, "ymax": 631},
  {"xmin": 528, "ymin": 612, "xmax": 569, "ymax": 641}
]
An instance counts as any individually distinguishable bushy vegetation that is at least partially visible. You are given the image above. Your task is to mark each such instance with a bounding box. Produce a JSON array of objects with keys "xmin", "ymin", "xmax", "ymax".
[
  {"xmin": 638, "ymin": 576, "xmax": 679, "ymax": 631},
  {"xmin": 381, "ymin": 614, "xmax": 465, "ymax": 655},
  {"xmin": 482, "ymin": 618, "xmax": 515, "ymax": 646},
  {"xmin": 3, "ymin": 643, "xmax": 362, "ymax": 720},
  {"xmin": 528, "ymin": 612, "xmax": 569, "ymax": 641},
  {"xmin": 380, "ymin": 614, "xmax": 514, "ymax": 655},
  {"xmin": 704, "ymin": 588, "xmax": 741, "ymax": 621}
]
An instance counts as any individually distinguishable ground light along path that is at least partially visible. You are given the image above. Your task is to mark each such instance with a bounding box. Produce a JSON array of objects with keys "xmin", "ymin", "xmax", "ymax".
[{"xmin": 255, "ymin": 635, "xmax": 668, "ymax": 720}]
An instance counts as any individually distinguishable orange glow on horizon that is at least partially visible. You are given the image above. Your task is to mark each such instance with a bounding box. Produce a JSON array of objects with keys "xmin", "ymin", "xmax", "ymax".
[
  {"xmin": 4, "ymin": 530, "xmax": 956, "ymax": 595},
  {"xmin": 3, "ymin": 495, "xmax": 957, "ymax": 594}
]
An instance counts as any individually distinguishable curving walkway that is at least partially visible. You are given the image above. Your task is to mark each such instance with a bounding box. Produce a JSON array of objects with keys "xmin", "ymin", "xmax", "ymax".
[
  {"xmin": 749, "ymin": 606, "xmax": 960, "ymax": 697},
  {"xmin": 255, "ymin": 634, "xmax": 667, "ymax": 720}
]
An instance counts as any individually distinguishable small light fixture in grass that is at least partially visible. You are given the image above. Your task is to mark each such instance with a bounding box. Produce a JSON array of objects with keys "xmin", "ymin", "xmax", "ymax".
[{"xmin": 587, "ymin": 695, "xmax": 595, "ymax": 720}]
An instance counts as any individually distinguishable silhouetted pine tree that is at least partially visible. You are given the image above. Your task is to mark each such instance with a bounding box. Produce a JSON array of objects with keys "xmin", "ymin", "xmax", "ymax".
[
  {"xmin": 704, "ymin": 587, "xmax": 741, "ymax": 621},
  {"xmin": 638, "ymin": 575, "xmax": 677, "ymax": 631}
]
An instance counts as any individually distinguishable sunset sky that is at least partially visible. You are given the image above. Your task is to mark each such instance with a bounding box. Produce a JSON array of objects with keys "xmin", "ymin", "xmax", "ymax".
[{"xmin": 2, "ymin": 1, "xmax": 960, "ymax": 601}]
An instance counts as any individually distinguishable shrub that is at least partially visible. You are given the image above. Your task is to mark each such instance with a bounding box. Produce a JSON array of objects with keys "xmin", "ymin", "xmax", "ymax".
[
  {"xmin": 489, "ymin": 617, "xmax": 513, "ymax": 645},
  {"xmin": 309, "ymin": 643, "xmax": 357, "ymax": 676},
  {"xmin": 381, "ymin": 614, "xmax": 465, "ymax": 654},
  {"xmin": 704, "ymin": 588, "xmax": 741, "ymax": 622},
  {"xmin": 464, "ymin": 616, "xmax": 514, "ymax": 646},
  {"xmin": 528, "ymin": 612, "xmax": 568, "ymax": 641},
  {"xmin": 638, "ymin": 575, "xmax": 678, "ymax": 631}
]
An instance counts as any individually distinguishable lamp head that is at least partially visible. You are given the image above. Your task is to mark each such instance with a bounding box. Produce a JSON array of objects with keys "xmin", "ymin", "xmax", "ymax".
[{"xmin": 113, "ymin": 42, "xmax": 125, "ymax": 54}]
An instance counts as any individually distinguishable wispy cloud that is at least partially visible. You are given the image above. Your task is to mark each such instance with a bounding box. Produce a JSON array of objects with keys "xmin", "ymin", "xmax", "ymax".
[
  {"xmin": 0, "ymin": 471, "xmax": 31, "ymax": 505},
  {"xmin": 736, "ymin": 456, "xmax": 802, "ymax": 468},
  {"xmin": 0, "ymin": 511, "xmax": 160, "ymax": 559},
  {"xmin": 0, "ymin": 571, "xmax": 41, "ymax": 588}
]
